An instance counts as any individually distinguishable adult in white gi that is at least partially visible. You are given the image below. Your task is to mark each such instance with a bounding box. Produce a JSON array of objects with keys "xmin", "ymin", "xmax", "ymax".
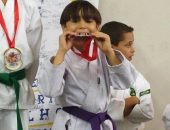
[
  {"xmin": 0, "ymin": 0, "xmax": 42, "ymax": 130},
  {"xmin": 101, "ymin": 21, "xmax": 154, "ymax": 130},
  {"xmin": 37, "ymin": 1, "xmax": 141, "ymax": 130}
]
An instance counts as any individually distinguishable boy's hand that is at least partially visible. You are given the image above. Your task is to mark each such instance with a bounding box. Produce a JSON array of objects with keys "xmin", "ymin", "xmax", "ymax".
[
  {"xmin": 59, "ymin": 31, "xmax": 76, "ymax": 53},
  {"xmin": 124, "ymin": 96, "xmax": 140, "ymax": 117},
  {"xmin": 92, "ymin": 31, "xmax": 121, "ymax": 66},
  {"xmin": 92, "ymin": 31, "xmax": 112, "ymax": 54},
  {"xmin": 53, "ymin": 31, "xmax": 75, "ymax": 65}
]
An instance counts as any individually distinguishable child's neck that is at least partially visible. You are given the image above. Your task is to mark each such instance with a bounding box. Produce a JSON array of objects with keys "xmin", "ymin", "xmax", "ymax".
[
  {"xmin": 2, "ymin": 0, "xmax": 7, "ymax": 5},
  {"xmin": 74, "ymin": 44, "xmax": 85, "ymax": 52},
  {"xmin": 73, "ymin": 40, "xmax": 87, "ymax": 52}
]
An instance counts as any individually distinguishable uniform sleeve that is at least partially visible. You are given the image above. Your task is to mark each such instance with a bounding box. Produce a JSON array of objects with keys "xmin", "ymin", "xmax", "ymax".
[
  {"xmin": 127, "ymin": 73, "xmax": 154, "ymax": 123},
  {"xmin": 107, "ymin": 87, "xmax": 126, "ymax": 121},
  {"xmin": 108, "ymin": 97, "xmax": 125, "ymax": 121},
  {"xmin": 25, "ymin": 1, "xmax": 43, "ymax": 84},
  {"xmin": 37, "ymin": 58, "xmax": 66, "ymax": 98},
  {"xmin": 107, "ymin": 50, "xmax": 138, "ymax": 89}
]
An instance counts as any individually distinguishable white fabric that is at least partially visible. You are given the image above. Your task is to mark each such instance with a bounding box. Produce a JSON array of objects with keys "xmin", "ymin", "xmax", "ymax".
[
  {"xmin": 162, "ymin": 104, "xmax": 170, "ymax": 130},
  {"xmin": 0, "ymin": 0, "xmax": 42, "ymax": 109},
  {"xmin": 109, "ymin": 66, "xmax": 154, "ymax": 130},
  {"xmin": 37, "ymin": 48, "xmax": 139, "ymax": 130},
  {"xmin": 0, "ymin": 109, "xmax": 29, "ymax": 130}
]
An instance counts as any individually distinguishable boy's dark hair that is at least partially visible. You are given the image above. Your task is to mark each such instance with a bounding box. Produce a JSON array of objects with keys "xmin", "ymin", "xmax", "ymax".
[
  {"xmin": 60, "ymin": 0, "xmax": 101, "ymax": 26},
  {"xmin": 101, "ymin": 21, "xmax": 134, "ymax": 46}
]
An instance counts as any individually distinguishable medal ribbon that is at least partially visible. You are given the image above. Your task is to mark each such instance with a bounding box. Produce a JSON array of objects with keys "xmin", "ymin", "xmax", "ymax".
[
  {"xmin": 0, "ymin": 1, "xmax": 23, "ymax": 130},
  {"xmin": 72, "ymin": 37, "xmax": 98, "ymax": 61},
  {"xmin": 0, "ymin": 0, "xmax": 19, "ymax": 48}
]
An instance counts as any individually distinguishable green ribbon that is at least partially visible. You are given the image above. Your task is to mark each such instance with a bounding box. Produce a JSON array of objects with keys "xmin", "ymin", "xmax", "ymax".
[{"xmin": 0, "ymin": 69, "xmax": 25, "ymax": 130}]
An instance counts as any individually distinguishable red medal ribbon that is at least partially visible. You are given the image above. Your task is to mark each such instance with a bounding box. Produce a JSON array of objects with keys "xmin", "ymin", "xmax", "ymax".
[
  {"xmin": 72, "ymin": 37, "xmax": 98, "ymax": 61},
  {"xmin": 0, "ymin": 0, "xmax": 19, "ymax": 48}
]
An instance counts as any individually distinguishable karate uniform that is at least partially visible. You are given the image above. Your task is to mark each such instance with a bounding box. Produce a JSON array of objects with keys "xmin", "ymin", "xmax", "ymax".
[
  {"xmin": 108, "ymin": 64, "xmax": 154, "ymax": 130},
  {"xmin": 0, "ymin": 0, "xmax": 42, "ymax": 129},
  {"xmin": 37, "ymin": 48, "xmax": 140, "ymax": 130}
]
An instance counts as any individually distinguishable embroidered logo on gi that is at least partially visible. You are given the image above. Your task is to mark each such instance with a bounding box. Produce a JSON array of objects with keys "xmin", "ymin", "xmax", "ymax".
[
  {"xmin": 130, "ymin": 87, "xmax": 136, "ymax": 96},
  {"xmin": 140, "ymin": 89, "xmax": 151, "ymax": 97}
]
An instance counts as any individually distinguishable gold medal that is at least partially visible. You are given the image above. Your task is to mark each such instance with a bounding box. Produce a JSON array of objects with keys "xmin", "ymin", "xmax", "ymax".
[{"xmin": 4, "ymin": 48, "xmax": 22, "ymax": 71}]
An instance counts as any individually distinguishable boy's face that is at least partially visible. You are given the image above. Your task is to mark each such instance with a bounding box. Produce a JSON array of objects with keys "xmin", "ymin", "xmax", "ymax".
[
  {"xmin": 62, "ymin": 15, "xmax": 99, "ymax": 50},
  {"xmin": 112, "ymin": 32, "xmax": 135, "ymax": 61}
]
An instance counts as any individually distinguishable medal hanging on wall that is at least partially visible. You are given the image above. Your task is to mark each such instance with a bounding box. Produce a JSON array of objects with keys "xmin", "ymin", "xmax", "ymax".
[{"xmin": 0, "ymin": 0, "xmax": 22, "ymax": 71}]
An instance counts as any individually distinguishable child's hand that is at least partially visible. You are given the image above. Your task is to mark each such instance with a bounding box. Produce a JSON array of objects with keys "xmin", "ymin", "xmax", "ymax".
[
  {"xmin": 124, "ymin": 96, "xmax": 140, "ymax": 117},
  {"xmin": 92, "ymin": 31, "xmax": 121, "ymax": 66},
  {"xmin": 92, "ymin": 31, "xmax": 112, "ymax": 54},
  {"xmin": 53, "ymin": 31, "xmax": 76, "ymax": 65},
  {"xmin": 59, "ymin": 31, "xmax": 76, "ymax": 53}
]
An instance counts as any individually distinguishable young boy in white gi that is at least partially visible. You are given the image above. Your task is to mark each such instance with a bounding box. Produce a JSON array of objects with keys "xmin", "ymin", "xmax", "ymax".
[
  {"xmin": 101, "ymin": 21, "xmax": 154, "ymax": 130},
  {"xmin": 0, "ymin": 0, "xmax": 42, "ymax": 130},
  {"xmin": 37, "ymin": 1, "xmax": 143, "ymax": 130}
]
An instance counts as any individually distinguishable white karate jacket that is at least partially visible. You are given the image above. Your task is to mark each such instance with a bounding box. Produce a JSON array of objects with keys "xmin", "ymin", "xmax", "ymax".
[
  {"xmin": 109, "ymin": 64, "xmax": 154, "ymax": 130},
  {"xmin": 0, "ymin": 0, "xmax": 42, "ymax": 109},
  {"xmin": 37, "ymin": 49, "xmax": 142, "ymax": 130}
]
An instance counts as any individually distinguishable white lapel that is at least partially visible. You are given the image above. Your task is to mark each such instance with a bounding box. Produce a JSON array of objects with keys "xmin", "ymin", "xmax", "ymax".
[{"xmin": 0, "ymin": 0, "xmax": 14, "ymax": 42}]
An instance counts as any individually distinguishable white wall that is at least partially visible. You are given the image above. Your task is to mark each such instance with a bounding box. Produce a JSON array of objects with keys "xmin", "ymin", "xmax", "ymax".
[{"xmin": 99, "ymin": 0, "xmax": 170, "ymax": 130}]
